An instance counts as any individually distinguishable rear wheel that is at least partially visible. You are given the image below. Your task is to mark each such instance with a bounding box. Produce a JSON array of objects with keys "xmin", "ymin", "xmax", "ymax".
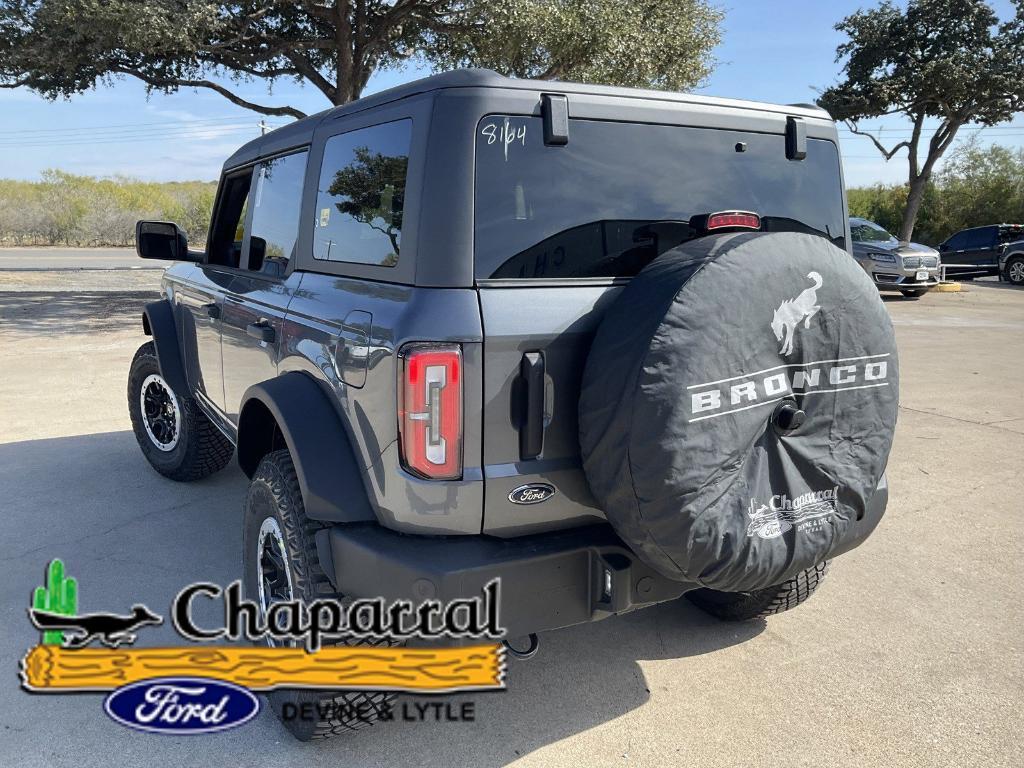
[
  {"xmin": 242, "ymin": 449, "xmax": 395, "ymax": 741},
  {"xmin": 128, "ymin": 342, "xmax": 233, "ymax": 481},
  {"xmin": 900, "ymin": 288, "xmax": 927, "ymax": 298},
  {"xmin": 1004, "ymin": 256, "xmax": 1024, "ymax": 286},
  {"xmin": 685, "ymin": 561, "xmax": 830, "ymax": 621}
]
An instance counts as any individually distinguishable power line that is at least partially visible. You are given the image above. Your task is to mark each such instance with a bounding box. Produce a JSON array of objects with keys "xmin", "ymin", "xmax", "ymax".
[
  {"xmin": 0, "ymin": 123, "xmax": 286, "ymax": 148},
  {"xmin": 0, "ymin": 115, "xmax": 278, "ymax": 137}
]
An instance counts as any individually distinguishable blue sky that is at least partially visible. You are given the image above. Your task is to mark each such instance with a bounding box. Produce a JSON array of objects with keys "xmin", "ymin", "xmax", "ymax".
[{"xmin": 0, "ymin": 0, "xmax": 1021, "ymax": 186}]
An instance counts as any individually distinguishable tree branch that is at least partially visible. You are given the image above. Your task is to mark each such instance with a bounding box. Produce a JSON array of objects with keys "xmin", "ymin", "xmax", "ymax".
[
  {"xmin": 110, "ymin": 67, "xmax": 306, "ymax": 118},
  {"xmin": 845, "ymin": 120, "xmax": 911, "ymax": 160},
  {"xmin": 282, "ymin": 50, "xmax": 336, "ymax": 101}
]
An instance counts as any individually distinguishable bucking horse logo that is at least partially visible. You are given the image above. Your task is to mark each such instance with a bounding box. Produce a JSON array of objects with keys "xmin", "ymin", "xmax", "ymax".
[{"xmin": 771, "ymin": 271, "xmax": 823, "ymax": 355}]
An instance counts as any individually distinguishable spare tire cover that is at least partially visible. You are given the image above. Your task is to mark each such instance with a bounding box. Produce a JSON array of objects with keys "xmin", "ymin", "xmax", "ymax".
[{"xmin": 579, "ymin": 231, "xmax": 898, "ymax": 591}]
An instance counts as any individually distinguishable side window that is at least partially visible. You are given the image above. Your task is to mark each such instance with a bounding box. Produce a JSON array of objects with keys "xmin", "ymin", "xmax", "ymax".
[
  {"xmin": 944, "ymin": 232, "xmax": 967, "ymax": 250},
  {"xmin": 966, "ymin": 227, "xmax": 995, "ymax": 250},
  {"xmin": 247, "ymin": 150, "xmax": 308, "ymax": 277},
  {"xmin": 208, "ymin": 172, "xmax": 253, "ymax": 268},
  {"xmin": 313, "ymin": 119, "xmax": 412, "ymax": 266}
]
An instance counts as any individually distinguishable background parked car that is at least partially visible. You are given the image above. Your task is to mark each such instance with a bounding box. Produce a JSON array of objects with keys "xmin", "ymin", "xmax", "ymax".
[
  {"xmin": 938, "ymin": 223, "xmax": 1024, "ymax": 279},
  {"xmin": 849, "ymin": 217, "xmax": 940, "ymax": 298},
  {"xmin": 998, "ymin": 238, "xmax": 1024, "ymax": 286}
]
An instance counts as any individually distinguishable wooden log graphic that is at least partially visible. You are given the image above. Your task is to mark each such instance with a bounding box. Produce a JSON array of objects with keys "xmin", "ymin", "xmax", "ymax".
[{"xmin": 21, "ymin": 644, "xmax": 505, "ymax": 693}]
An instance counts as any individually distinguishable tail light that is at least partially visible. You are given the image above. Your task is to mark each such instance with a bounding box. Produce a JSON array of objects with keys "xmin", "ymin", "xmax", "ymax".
[{"xmin": 398, "ymin": 344, "xmax": 462, "ymax": 480}]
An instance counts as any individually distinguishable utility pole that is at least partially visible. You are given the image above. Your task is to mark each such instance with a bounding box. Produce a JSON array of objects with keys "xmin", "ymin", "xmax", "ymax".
[{"xmin": 258, "ymin": 119, "xmax": 268, "ymax": 136}]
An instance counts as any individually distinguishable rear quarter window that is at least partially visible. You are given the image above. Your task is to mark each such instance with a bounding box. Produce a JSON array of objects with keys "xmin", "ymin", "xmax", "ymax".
[
  {"xmin": 474, "ymin": 117, "xmax": 846, "ymax": 280},
  {"xmin": 313, "ymin": 119, "xmax": 412, "ymax": 267}
]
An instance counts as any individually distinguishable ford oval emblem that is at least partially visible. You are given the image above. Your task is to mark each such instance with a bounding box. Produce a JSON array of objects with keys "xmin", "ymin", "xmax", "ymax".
[
  {"xmin": 508, "ymin": 483, "xmax": 556, "ymax": 505},
  {"xmin": 104, "ymin": 677, "xmax": 259, "ymax": 734}
]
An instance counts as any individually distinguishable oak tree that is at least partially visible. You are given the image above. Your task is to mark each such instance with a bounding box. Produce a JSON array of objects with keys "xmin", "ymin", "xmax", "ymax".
[
  {"xmin": 818, "ymin": 0, "xmax": 1024, "ymax": 241},
  {"xmin": 0, "ymin": 1, "xmax": 722, "ymax": 120}
]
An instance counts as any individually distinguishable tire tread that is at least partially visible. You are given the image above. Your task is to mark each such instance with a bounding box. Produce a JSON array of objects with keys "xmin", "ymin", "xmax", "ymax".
[
  {"xmin": 249, "ymin": 449, "xmax": 395, "ymax": 741},
  {"xmin": 128, "ymin": 342, "xmax": 233, "ymax": 481},
  {"xmin": 686, "ymin": 561, "xmax": 830, "ymax": 621}
]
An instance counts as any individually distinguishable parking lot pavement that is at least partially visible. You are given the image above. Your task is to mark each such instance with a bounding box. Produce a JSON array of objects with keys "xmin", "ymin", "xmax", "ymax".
[{"xmin": 0, "ymin": 273, "xmax": 1021, "ymax": 768}]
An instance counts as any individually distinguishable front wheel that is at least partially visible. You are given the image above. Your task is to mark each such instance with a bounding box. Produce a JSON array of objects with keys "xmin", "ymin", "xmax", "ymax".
[
  {"xmin": 128, "ymin": 342, "xmax": 233, "ymax": 481},
  {"xmin": 685, "ymin": 561, "xmax": 830, "ymax": 621},
  {"xmin": 900, "ymin": 288, "xmax": 927, "ymax": 298},
  {"xmin": 1004, "ymin": 256, "xmax": 1024, "ymax": 286},
  {"xmin": 242, "ymin": 449, "xmax": 395, "ymax": 741}
]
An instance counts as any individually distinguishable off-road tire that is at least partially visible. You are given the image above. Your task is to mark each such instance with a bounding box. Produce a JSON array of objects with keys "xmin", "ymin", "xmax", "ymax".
[
  {"xmin": 1004, "ymin": 256, "xmax": 1024, "ymax": 286},
  {"xmin": 685, "ymin": 561, "xmax": 830, "ymax": 621},
  {"xmin": 128, "ymin": 342, "xmax": 233, "ymax": 481},
  {"xmin": 900, "ymin": 288, "xmax": 927, "ymax": 298},
  {"xmin": 243, "ymin": 449, "xmax": 395, "ymax": 741}
]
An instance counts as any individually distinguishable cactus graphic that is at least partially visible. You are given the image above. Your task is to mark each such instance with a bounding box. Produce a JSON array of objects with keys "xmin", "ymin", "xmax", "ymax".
[{"xmin": 32, "ymin": 559, "xmax": 77, "ymax": 645}]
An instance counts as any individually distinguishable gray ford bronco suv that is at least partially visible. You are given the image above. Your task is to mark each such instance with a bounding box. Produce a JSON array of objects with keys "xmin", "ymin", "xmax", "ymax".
[{"xmin": 130, "ymin": 70, "xmax": 897, "ymax": 740}]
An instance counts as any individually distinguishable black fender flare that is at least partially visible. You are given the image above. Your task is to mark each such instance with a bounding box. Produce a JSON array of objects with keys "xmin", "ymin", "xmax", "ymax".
[
  {"xmin": 142, "ymin": 300, "xmax": 189, "ymax": 396},
  {"xmin": 238, "ymin": 372, "xmax": 376, "ymax": 524}
]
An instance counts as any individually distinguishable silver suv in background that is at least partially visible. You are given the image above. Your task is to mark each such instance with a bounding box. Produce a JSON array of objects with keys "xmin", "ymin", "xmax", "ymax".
[{"xmin": 850, "ymin": 217, "xmax": 940, "ymax": 298}]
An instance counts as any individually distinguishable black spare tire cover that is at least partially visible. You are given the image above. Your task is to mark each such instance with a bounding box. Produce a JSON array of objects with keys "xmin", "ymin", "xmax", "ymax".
[{"xmin": 579, "ymin": 231, "xmax": 898, "ymax": 591}]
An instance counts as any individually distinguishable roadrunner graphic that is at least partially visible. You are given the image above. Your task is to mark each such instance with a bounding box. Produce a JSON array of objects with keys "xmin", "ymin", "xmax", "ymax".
[
  {"xmin": 28, "ymin": 605, "xmax": 162, "ymax": 649},
  {"xmin": 771, "ymin": 271, "xmax": 823, "ymax": 355}
]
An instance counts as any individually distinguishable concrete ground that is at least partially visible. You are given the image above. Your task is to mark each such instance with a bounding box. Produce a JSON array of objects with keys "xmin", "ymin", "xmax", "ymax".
[
  {"xmin": 0, "ymin": 273, "xmax": 1021, "ymax": 768},
  {"xmin": 0, "ymin": 247, "xmax": 157, "ymax": 270}
]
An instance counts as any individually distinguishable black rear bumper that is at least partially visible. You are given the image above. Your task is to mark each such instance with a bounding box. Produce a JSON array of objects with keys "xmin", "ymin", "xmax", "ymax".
[{"xmin": 318, "ymin": 474, "xmax": 888, "ymax": 638}]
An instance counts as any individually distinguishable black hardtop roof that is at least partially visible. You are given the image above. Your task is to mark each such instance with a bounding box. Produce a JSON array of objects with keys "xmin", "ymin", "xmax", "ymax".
[{"xmin": 224, "ymin": 68, "xmax": 832, "ymax": 169}]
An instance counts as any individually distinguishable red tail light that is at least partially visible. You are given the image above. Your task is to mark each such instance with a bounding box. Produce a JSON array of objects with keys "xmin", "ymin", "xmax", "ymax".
[
  {"xmin": 706, "ymin": 211, "xmax": 761, "ymax": 231},
  {"xmin": 398, "ymin": 344, "xmax": 462, "ymax": 480}
]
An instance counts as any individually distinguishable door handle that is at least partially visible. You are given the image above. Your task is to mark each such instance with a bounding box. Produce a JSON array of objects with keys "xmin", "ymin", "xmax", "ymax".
[
  {"xmin": 205, "ymin": 303, "xmax": 221, "ymax": 319},
  {"xmin": 519, "ymin": 352, "xmax": 545, "ymax": 460},
  {"xmin": 246, "ymin": 321, "xmax": 276, "ymax": 343}
]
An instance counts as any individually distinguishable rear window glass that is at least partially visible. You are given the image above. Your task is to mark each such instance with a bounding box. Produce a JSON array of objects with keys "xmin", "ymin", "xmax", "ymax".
[{"xmin": 474, "ymin": 117, "xmax": 846, "ymax": 280}]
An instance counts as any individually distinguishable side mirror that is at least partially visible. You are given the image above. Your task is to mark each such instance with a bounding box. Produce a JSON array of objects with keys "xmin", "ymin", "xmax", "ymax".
[
  {"xmin": 136, "ymin": 221, "xmax": 196, "ymax": 262},
  {"xmin": 938, "ymin": 242, "xmax": 949, "ymax": 252}
]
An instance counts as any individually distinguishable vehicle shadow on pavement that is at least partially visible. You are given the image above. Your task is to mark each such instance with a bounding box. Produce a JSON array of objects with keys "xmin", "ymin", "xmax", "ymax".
[
  {"xmin": 0, "ymin": 429, "xmax": 763, "ymax": 767},
  {"xmin": 0, "ymin": 291, "xmax": 160, "ymax": 335}
]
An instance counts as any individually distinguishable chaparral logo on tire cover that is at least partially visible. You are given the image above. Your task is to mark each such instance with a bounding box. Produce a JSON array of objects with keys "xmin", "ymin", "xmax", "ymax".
[{"xmin": 746, "ymin": 487, "xmax": 839, "ymax": 539}]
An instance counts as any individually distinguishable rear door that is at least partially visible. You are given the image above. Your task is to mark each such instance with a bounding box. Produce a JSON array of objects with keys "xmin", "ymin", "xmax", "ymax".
[
  {"xmin": 220, "ymin": 149, "xmax": 308, "ymax": 422},
  {"xmin": 474, "ymin": 115, "xmax": 848, "ymax": 536},
  {"xmin": 963, "ymin": 227, "xmax": 998, "ymax": 270}
]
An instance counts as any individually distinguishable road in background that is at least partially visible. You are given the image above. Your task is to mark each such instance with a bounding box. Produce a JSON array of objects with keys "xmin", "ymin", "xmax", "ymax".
[
  {"xmin": 0, "ymin": 247, "xmax": 158, "ymax": 270},
  {"xmin": 0, "ymin": 272, "xmax": 1022, "ymax": 768}
]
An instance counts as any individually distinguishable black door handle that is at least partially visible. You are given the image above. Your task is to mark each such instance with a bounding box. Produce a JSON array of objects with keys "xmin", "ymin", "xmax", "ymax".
[
  {"xmin": 205, "ymin": 303, "xmax": 221, "ymax": 319},
  {"xmin": 246, "ymin": 321, "xmax": 276, "ymax": 343},
  {"xmin": 520, "ymin": 352, "xmax": 545, "ymax": 460}
]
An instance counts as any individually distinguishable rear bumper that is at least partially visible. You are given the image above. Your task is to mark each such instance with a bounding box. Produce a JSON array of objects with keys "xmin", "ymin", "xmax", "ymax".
[{"xmin": 319, "ymin": 474, "xmax": 889, "ymax": 638}]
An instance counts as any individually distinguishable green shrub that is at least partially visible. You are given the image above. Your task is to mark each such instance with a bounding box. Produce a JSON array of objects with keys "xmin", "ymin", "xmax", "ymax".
[
  {"xmin": 0, "ymin": 171, "xmax": 216, "ymax": 247},
  {"xmin": 847, "ymin": 141, "xmax": 1024, "ymax": 246}
]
